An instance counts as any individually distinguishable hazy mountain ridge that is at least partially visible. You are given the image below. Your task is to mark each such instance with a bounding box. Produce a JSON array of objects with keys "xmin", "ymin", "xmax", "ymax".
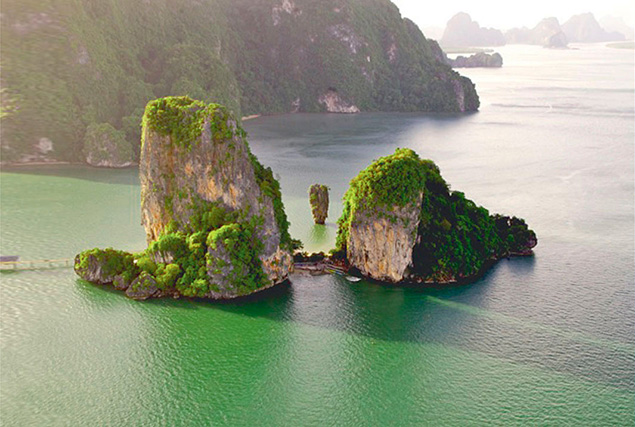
[
  {"xmin": 438, "ymin": 11, "xmax": 627, "ymax": 49},
  {"xmin": 505, "ymin": 17, "xmax": 569, "ymax": 48},
  {"xmin": 561, "ymin": 13, "xmax": 626, "ymax": 43},
  {"xmin": 0, "ymin": 0, "xmax": 478, "ymax": 163}
]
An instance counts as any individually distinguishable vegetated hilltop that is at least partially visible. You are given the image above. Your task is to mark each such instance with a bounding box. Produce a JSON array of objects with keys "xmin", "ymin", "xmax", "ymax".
[
  {"xmin": 75, "ymin": 97, "xmax": 296, "ymax": 299},
  {"xmin": 1, "ymin": 0, "xmax": 478, "ymax": 164},
  {"xmin": 335, "ymin": 148, "xmax": 537, "ymax": 284}
]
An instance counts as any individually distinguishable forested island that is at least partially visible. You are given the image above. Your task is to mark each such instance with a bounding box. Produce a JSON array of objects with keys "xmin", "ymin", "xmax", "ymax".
[
  {"xmin": 75, "ymin": 98, "xmax": 536, "ymax": 299},
  {"xmin": 1, "ymin": 0, "xmax": 478, "ymax": 165},
  {"xmin": 333, "ymin": 148, "xmax": 537, "ymax": 284}
]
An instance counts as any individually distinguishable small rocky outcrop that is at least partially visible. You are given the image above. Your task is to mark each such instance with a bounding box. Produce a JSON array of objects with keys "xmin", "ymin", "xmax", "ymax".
[
  {"xmin": 318, "ymin": 90, "xmax": 359, "ymax": 113},
  {"xmin": 74, "ymin": 248, "xmax": 136, "ymax": 286},
  {"xmin": 83, "ymin": 123, "xmax": 134, "ymax": 168},
  {"xmin": 75, "ymin": 97, "xmax": 294, "ymax": 300},
  {"xmin": 309, "ymin": 184, "xmax": 329, "ymax": 224},
  {"xmin": 447, "ymin": 52, "xmax": 503, "ymax": 68},
  {"xmin": 125, "ymin": 272, "xmax": 159, "ymax": 300},
  {"xmin": 335, "ymin": 148, "xmax": 537, "ymax": 284}
]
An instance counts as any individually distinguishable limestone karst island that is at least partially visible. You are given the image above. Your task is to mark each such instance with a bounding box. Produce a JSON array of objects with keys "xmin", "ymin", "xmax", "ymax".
[
  {"xmin": 6, "ymin": 0, "xmax": 634, "ymax": 424},
  {"xmin": 74, "ymin": 97, "xmax": 537, "ymax": 299}
]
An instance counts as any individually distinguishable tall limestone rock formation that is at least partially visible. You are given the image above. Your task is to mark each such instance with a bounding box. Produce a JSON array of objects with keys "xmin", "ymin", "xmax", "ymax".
[
  {"xmin": 336, "ymin": 148, "xmax": 537, "ymax": 284},
  {"xmin": 309, "ymin": 184, "xmax": 329, "ymax": 224},
  {"xmin": 75, "ymin": 97, "xmax": 293, "ymax": 299}
]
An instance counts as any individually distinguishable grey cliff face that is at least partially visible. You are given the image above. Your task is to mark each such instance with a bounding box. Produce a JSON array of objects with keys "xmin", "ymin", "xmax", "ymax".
[{"xmin": 347, "ymin": 194, "xmax": 423, "ymax": 283}]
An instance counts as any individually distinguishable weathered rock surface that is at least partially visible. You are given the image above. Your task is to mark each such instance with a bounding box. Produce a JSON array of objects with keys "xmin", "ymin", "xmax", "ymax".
[
  {"xmin": 336, "ymin": 148, "xmax": 537, "ymax": 285},
  {"xmin": 74, "ymin": 249, "xmax": 133, "ymax": 286},
  {"xmin": 83, "ymin": 123, "xmax": 134, "ymax": 168},
  {"xmin": 309, "ymin": 184, "xmax": 329, "ymax": 224},
  {"xmin": 113, "ymin": 274, "xmax": 132, "ymax": 291},
  {"xmin": 347, "ymin": 200, "xmax": 422, "ymax": 283},
  {"xmin": 125, "ymin": 272, "xmax": 159, "ymax": 300},
  {"xmin": 318, "ymin": 90, "xmax": 359, "ymax": 113},
  {"xmin": 447, "ymin": 52, "xmax": 503, "ymax": 68}
]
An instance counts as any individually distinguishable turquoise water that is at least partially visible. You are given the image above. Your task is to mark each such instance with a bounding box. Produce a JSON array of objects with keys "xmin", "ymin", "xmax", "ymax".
[{"xmin": 1, "ymin": 44, "xmax": 634, "ymax": 425}]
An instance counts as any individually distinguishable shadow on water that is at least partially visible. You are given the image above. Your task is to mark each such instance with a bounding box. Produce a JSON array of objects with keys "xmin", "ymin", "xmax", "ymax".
[{"xmin": 75, "ymin": 256, "xmax": 634, "ymax": 392}]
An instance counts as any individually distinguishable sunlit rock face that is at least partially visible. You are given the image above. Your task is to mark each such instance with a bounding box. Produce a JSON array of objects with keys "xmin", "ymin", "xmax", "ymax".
[
  {"xmin": 318, "ymin": 90, "xmax": 359, "ymax": 113},
  {"xmin": 346, "ymin": 199, "xmax": 422, "ymax": 283}
]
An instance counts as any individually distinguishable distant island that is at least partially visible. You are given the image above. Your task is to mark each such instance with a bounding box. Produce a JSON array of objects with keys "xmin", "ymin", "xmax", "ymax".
[
  {"xmin": 1, "ymin": 0, "xmax": 478, "ymax": 166},
  {"xmin": 75, "ymin": 101, "xmax": 537, "ymax": 298},
  {"xmin": 561, "ymin": 13, "xmax": 626, "ymax": 43},
  {"xmin": 446, "ymin": 52, "xmax": 503, "ymax": 68},
  {"xmin": 439, "ymin": 12, "xmax": 506, "ymax": 48},
  {"xmin": 439, "ymin": 11, "xmax": 629, "ymax": 50},
  {"xmin": 505, "ymin": 17, "xmax": 569, "ymax": 48}
]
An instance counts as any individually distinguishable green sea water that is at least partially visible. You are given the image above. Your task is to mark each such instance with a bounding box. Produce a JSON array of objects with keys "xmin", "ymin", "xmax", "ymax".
[{"xmin": 1, "ymin": 44, "xmax": 634, "ymax": 425}]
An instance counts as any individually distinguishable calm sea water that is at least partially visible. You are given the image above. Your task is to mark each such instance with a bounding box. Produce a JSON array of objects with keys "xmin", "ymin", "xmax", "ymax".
[{"xmin": 1, "ymin": 44, "xmax": 633, "ymax": 425}]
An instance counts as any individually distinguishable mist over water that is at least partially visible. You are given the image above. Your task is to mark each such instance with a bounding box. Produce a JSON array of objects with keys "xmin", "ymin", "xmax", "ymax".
[{"xmin": 1, "ymin": 44, "xmax": 633, "ymax": 425}]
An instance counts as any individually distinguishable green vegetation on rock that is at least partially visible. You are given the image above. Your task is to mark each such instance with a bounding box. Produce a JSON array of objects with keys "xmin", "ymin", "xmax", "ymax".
[
  {"xmin": 335, "ymin": 148, "xmax": 429, "ymax": 250},
  {"xmin": 75, "ymin": 247, "xmax": 138, "ymax": 283},
  {"xmin": 142, "ymin": 96, "xmax": 243, "ymax": 150},
  {"xmin": 83, "ymin": 122, "xmax": 134, "ymax": 166},
  {"xmin": 75, "ymin": 200, "xmax": 271, "ymax": 298}
]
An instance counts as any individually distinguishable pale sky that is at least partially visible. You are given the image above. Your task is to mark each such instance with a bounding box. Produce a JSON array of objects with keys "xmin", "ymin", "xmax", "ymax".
[{"xmin": 391, "ymin": 0, "xmax": 635, "ymax": 30}]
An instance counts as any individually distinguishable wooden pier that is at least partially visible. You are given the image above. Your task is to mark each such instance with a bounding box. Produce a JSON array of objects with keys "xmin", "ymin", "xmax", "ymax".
[{"xmin": 0, "ymin": 256, "xmax": 73, "ymax": 271}]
